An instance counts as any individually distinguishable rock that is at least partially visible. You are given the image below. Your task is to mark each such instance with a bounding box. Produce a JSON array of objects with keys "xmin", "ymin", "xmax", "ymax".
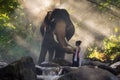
[
  {"xmin": 89, "ymin": 57, "xmax": 101, "ymax": 62},
  {"xmin": 35, "ymin": 65, "xmax": 43, "ymax": 75},
  {"xmin": 38, "ymin": 61, "xmax": 60, "ymax": 76},
  {"xmin": 116, "ymin": 65, "xmax": 120, "ymax": 75},
  {"xmin": 82, "ymin": 59, "xmax": 117, "ymax": 75},
  {"xmin": 82, "ymin": 59, "xmax": 108, "ymax": 66},
  {"xmin": 112, "ymin": 55, "xmax": 120, "ymax": 63},
  {"xmin": 97, "ymin": 65, "xmax": 117, "ymax": 75},
  {"xmin": 117, "ymin": 74, "xmax": 120, "ymax": 80},
  {"xmin": 110, "ymin": 61, "xmax": 120, "ymax": 75},
  {"xmin": 58, "ymin": 66, "xmax": 78, "ymax": 75},
  {"xmin": 58, "ymin": 66, "xmax": 119, "ymax": 80},
  {"xmin": 37, "ymin": 75, "xmax": 59, "ymax": 80},
  {"xmin": 110, "ymin": 61, "xmax": 120, "ymax": 69},
  {"xmin": 39, "ymin": 61, "xmax": 60, "ymax": 67},
  {"xmin": 0, "ymin": 62, "xmax": 8, "ymax": 68},
  {"xmin": 52, "ymin": 59, "xmax": 72, "ymax": 66},
  {"xmin": 0, "ymin": 56, "xmax": 36, "ymax": 80},
  {"xmin": 36, "ymin": 76, "xmax": 44, "ymax": 80}
]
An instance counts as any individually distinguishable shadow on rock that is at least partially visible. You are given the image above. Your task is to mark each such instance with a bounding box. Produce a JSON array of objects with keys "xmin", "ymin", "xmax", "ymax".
[
  {"xmin": 58, "ymin": 66, "xmax": 119, "ymax": 80},
  {"xmin": 52, "ymin": 59, "xmax": 72, "ymax": 66},
  {"xmin": 0, "ymin": 56, "xmax": 36, "ymax": 80}
]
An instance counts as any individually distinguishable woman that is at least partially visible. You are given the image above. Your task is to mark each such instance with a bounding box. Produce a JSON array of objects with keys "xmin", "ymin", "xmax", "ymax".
[{"xmin": 72, "ymin": 40, "xmax": 82, "ymax": 67}]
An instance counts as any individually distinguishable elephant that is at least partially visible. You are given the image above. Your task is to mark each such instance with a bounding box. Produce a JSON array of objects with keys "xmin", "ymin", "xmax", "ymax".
[
  {"xmin": 49, "ymin": 9, "xmax": 75, "ymax": 59},
  {"xmin": 38, "ymin": 8, "xmax": 75, "ymax": 64}
]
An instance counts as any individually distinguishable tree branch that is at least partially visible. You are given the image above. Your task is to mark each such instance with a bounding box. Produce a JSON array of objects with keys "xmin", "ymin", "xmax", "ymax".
[{"xmin": 87, "ymin": 0, "xmax": 120, "ymax": 19}]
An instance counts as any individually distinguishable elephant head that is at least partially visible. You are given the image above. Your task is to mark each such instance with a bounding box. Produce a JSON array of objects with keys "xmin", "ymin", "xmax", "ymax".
[
  {"xmin": 40, "ymin": 8, "xmax": 75, "ymax": 41},
  {"xmin": 40, "ymin": 11, "xmax": 52, "ymax": 37}
]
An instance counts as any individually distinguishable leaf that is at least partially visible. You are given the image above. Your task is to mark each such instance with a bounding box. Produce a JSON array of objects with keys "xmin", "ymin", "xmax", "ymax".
[{"xmin": 114, "ymin": 27, "xmax": 118, "ymax": 33}]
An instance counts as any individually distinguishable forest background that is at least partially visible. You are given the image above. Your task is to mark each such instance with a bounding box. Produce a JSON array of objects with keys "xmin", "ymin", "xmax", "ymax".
[{"xmin": 0, "ymin": 0, "xmax": 120, "ymax": 63}]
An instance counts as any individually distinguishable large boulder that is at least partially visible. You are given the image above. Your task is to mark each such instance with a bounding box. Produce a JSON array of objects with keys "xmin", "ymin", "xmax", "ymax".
[
  {"xmin": 58, "ymin": 66, "xmax": 119, "ymax": 80},
  {"xmin": 52, "ymin": 59, "xmax": 72, "ymax": 66},
  {"xmin": 117, "ymin": 74, "xmax": 120, "ymax": 80},
  {"xmin": 82, "ymin": 59, "xmax": 117, "ymax": 75},
  {"xmin": 97, "ymin": 65, "xmax": 117, "ymax": 75},
  {"xmin": 116, "ymin": 65, "xmax": 120, "ymax": 75},
  {"xmin": 0, "ymin": 56, "xmax": 36, "ymax": 80},
  {"xmin": 35, "ymin": 65, "xmax": 43, "ymax": 75},
  {"xmin": 58, "ymin": 66, "xmax": 78, "ymax": 75},
  {"xmin": 112, "ymin": 55, "xmax": 120, "ymax": 63},
  {"xmin": 110, "ymin": 61, "xmax": 120, "ymax": 69},
  {"xmin": 0, "ymin": 62, "xmax": 8, "ymax": 68},
  {"xmin": 38, "ymin": 61, "xmax": 60, "ymax": 76},
  {"xmin": 110, "ymin": 61, "xmax": 120, "ymax": 75},
  {"xmin": 82, "ymin": 59, "xmax": 108, "ymax": 66}
]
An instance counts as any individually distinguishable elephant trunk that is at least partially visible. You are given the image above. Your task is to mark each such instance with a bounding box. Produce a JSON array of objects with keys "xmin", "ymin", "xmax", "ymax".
[{"xmin": 54, "ymin": 20, "xmax": 74, "ymax": 54}]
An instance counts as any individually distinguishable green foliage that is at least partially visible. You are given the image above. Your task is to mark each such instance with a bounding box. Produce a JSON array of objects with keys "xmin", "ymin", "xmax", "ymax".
[
  {"xmin": 0, "ymin": 0, "xmax": 19, "ymax": 15},
  {"xmin": 103, "ymin": 35, "xmax": 120, "ymax": 56},
  {"xmin": 0, "ymin": 0, "xmax": 35, "ymax": 63},
  {"xmin": 88, "ymin": 28, "xmax": 120, "ymax": 61},
  {"xmin": 0, "ymin": 0, "xmax": 20, "ymax": 50},
  {"xmin": 97, "ymin": 0, "xmax": 120, "ymax": 10},
  {"xmin": 0, "ymin": 13, "xmax": 15, "ymax": 49},
  {"xmin": 109, "ymin": 0, "xmax": 120, "ymax": 7}
]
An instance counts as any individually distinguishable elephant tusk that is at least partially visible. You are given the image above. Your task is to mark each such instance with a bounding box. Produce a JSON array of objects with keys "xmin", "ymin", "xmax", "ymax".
[{"xmin": 53, "ymin": 33, "xmax": 59, "ymax": 43}]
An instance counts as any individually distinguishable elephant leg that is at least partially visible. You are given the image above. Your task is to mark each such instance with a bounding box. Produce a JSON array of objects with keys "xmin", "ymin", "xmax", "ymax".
[
  {"xmin": 38, "ymin": 45, "xmax": 48, "ymax": 64},
  {"xmin": 48, "ymin": 47, "xmax": 55, "ymax": 61},
  {"xmin": 55, "ymin": 51, "xmax": 65, "ymax": 60},
  {"xmin": 54, "ymin": 45, "xmax": 65, "ymax": 60}
]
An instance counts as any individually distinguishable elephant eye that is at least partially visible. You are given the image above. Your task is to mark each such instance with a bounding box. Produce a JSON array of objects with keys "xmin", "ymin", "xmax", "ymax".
[{"xmin": 51, "ymin": 18, "xmax": 55, "ymax": 22}]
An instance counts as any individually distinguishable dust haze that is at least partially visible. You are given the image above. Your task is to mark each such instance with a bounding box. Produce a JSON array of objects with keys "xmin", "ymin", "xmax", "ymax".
[{"xmin": 12, "ymin": 0, "xmax": 120, "ymax": 63}]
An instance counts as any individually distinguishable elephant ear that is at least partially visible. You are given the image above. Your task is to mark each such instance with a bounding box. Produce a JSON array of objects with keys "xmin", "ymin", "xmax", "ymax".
[
  {"xmin": 40, "ymin": 23, "xmax": 45, "ymax": 37},
  {"xmin": 60, "ymin": 9, "xmax": 75, "ymax": 41},
  {"xmin": 40, "ymin": 11, "xmax": 52, "ymax": 37},
  {"xmin": 66, "ymin": 23, "xmax": 75, "ymax": 41}
]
